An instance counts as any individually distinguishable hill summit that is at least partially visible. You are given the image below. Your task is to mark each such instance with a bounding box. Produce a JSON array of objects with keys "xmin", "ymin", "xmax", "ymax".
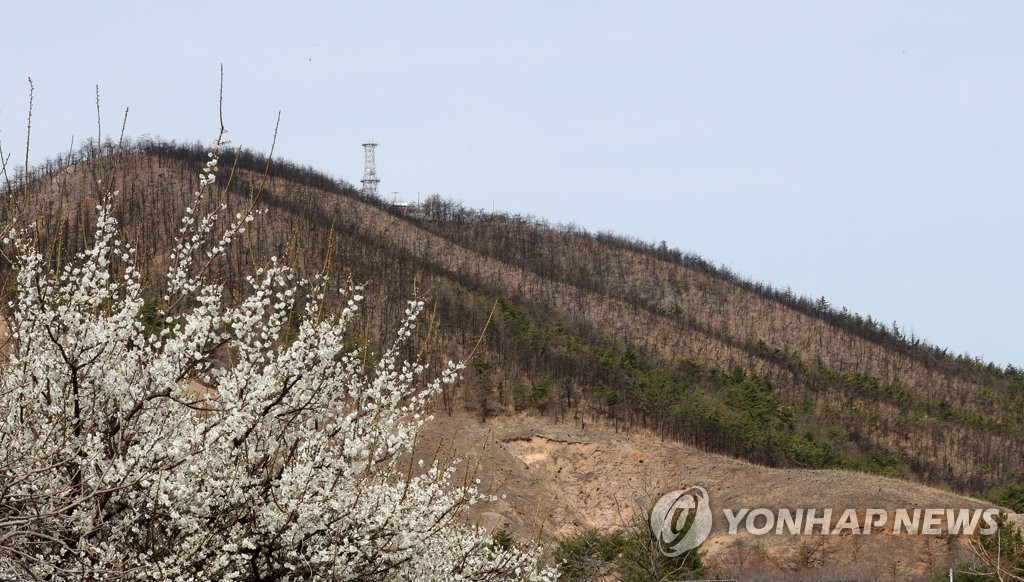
[{"xmin": 6, "ymin": 137, "xmax": 1023, "ymax": 503}]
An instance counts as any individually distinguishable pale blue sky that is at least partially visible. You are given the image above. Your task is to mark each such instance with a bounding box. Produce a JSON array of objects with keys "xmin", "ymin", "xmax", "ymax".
[{"xmin": 2, "ymin": 2, "xmax": 1021, "ymax": 367}]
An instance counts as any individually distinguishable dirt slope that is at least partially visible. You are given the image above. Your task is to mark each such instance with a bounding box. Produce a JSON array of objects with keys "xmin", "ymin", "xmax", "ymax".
[{"xmin": 416, "ymin": 409, "xmax": 1022, "ymax": 581}]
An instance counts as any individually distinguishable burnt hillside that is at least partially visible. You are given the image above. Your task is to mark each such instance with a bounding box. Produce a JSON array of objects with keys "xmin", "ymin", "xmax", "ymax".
[{"xmin": 4, "ymin": 138, "xmax": 1022, "ymax": 501}]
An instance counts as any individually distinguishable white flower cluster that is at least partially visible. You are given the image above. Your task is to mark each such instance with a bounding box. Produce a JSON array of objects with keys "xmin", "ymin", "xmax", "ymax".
[{"xmin": 0, "ymin": 144, "xmax": 557, "ymax": 581}]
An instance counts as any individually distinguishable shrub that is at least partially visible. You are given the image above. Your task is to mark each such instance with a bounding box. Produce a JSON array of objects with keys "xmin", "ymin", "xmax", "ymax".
[{"xmin": 0, "ymin": 134, "xmax": 556, "ymax": 580}]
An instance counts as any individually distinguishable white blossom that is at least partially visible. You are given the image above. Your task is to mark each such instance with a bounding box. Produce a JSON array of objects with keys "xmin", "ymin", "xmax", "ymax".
[{"xmin": 0, "ymin": 141, "xmax": 556, "ymax": 581}]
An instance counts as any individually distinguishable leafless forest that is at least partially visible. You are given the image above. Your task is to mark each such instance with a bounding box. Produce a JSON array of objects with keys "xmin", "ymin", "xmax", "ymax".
[{"xmin": 4, "ymin": 139, "xmax": 1022, "ymax": 502}]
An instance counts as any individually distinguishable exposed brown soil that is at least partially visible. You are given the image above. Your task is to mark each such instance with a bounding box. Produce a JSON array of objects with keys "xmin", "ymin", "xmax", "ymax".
[{"xmin": 417, "ymin": 409, "xmax": 1023, "ymax": 581}]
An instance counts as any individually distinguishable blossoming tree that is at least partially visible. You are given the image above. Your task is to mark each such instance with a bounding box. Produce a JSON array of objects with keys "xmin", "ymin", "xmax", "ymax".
[{"xmin": 0, "ymin": 135, "xmax": 557, "ymax": 581}]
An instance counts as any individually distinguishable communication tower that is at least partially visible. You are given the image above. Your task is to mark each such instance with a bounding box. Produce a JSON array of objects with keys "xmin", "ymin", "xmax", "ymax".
[{"xmin": 361, "ymin": 139, "xmax": 380, "ymax": 197}]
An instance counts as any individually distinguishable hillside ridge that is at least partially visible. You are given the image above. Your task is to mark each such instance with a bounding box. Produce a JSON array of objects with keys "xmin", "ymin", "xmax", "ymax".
[{"xmin": 4, "ymin": 138, "xmax": 1022, "ymax": 505}]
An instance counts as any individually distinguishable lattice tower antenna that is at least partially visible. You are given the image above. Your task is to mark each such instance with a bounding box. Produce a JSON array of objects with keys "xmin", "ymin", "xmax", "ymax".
[{"xmin": 361, "ymin": 139, "xmax": 380, "ymax": 197}]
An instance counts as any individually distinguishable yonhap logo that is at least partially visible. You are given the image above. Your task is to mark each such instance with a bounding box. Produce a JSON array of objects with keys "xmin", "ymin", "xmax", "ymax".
[
  {"xmin": 648, "ymin": 483, "xmax": 1001, "ymax": 557},
  {"xmin": 649, "ymin": 485, "xmax": 714, "ymax": 556}
]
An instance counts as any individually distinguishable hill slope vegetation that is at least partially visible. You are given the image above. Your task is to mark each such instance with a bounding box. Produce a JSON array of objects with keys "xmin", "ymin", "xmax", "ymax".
[{"xmin": 4, "ymin": 138, "xmax": 1022, "ymax": 504}]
